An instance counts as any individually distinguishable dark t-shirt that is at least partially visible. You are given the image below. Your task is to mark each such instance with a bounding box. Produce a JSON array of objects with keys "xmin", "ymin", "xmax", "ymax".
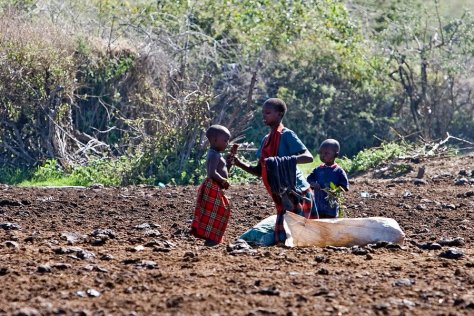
[{"xmin": 307, "ymin": 164, "xmax": 349, "ymax": 217}]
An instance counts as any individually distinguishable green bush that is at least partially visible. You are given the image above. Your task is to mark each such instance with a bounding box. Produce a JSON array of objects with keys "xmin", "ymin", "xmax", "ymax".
[
  {"xmin": 0, "ymin": 166, "xmax": 31, "ymax": 184},
  {"xmin": 346, "ymin": 142, "xmax": 412, "ymax": 174}
]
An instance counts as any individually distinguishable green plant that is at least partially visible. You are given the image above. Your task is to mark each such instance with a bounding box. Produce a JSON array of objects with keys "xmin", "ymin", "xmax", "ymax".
[
  {"xmin": 347, "ymin": 142, "xmax": 411, "ymax": 174},
  {"xmin": 0, "ymin": 166, "xmax": 31, "ymax": 184},
  {"xmin": 31, "ymin": 159, "xmax": 65, "ymax": 182},
  {"xmin": 322, "ymin": 182, "xmax": 346, "ymax": 218}
]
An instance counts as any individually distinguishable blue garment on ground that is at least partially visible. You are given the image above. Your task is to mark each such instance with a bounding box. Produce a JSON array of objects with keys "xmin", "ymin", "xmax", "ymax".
[{"xmin": 307, "ymin": 164, "xmax": 349, "ymax": 217}]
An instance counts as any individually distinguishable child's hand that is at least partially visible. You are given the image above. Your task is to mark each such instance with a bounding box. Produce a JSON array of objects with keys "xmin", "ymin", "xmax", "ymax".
[
  {"xmin": 225, "ymin": 154, "xmax": 235, "ymax": 167},
  {"xmin": 221, "ymin": 180, "xmax": 230, "ymax": 190},
  {"xmin": 232, "ymin": 156, "xmax": 242, "ymax": 167}
]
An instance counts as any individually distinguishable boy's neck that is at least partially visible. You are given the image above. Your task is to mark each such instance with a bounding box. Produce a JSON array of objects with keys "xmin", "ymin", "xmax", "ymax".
[
  {"xmin": 269, "ymin": 121, "xmax": 283, "ymax": 131},
  {"xmin": 209, "ymin": 146, "xmax": 221, "ymax": 153}
]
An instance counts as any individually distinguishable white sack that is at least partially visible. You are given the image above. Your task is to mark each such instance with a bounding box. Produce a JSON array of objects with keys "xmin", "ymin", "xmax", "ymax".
[{"xmin": 284, "ymin": 212, "xmax": 405, "ymax": 247}]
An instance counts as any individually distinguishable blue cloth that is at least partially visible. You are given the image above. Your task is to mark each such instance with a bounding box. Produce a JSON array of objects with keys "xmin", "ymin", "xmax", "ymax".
[
  {"xmin": 307, "ymin": 164, "xmax": 349, "ymax": 217},
  {"xmin": 256, "ymin": 128, "xmax": 310, "ymax": 191},
  {"xmin": 239, "ymin": 215, "xmax": 277, "ymax": 246},
  {"xmin": 264, "ymin": 156, "xmax": 297, "ymax": 196}
]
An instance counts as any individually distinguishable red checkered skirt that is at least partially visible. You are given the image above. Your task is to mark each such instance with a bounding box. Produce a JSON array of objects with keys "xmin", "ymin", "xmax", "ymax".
[{"xmin": 191, "ymin": 178, "xmax": 230, "ymax": 243}]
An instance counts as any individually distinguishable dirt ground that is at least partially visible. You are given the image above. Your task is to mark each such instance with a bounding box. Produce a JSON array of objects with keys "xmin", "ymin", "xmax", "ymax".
[{"xmin": 0, "ymin": 154, "xmax": 473, "ymax": 316}]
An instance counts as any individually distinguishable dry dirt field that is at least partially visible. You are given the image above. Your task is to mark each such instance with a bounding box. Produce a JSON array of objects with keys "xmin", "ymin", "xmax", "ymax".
[{"xmin": 0, "ymin": 154, "xmax": 473, "ymax": 316}]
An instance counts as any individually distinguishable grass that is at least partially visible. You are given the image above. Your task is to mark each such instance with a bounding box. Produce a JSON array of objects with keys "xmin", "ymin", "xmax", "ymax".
[{"xmin": 1, "ymin": 141, "xmax": 425, "ymax": 187}]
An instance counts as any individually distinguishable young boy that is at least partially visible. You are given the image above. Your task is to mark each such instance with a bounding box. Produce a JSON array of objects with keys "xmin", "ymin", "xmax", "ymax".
[
  {"xmin": 232, "ymin": 98, "xmax": 318, "ymax": 245},
  {"xmin": 190, "ymin": 125, "xmax": 231, "ymax": 246},
  {"xmin": 307, "ymin": 139, "xmax": 349, "ymax": 218}
]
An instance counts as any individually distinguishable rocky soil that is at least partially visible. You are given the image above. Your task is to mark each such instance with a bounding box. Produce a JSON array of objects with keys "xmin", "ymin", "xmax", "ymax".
[{"xmin": 0, "ymin": 154, "xmax": 473, "ymax": 315}]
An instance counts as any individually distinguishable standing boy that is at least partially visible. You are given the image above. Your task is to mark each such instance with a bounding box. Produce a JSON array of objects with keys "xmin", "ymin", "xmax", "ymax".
[
  {"xmin": 232, "ymin": 98, "xmax": 318, "ymax": 245},
  {"xmin": 307, "ymin": 139, "xmax": 349, "ymax": 218},
  {"xmin": 191, "ymin": 125, "xmax": 231, "ymax": 246}
]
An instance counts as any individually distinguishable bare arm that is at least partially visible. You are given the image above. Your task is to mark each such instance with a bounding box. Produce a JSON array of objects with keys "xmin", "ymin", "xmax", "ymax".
[
  {"xmin": 234, "ymin": 157, "xmax": 262, "ymax": 177},
  {"xmin": 294, "ymin": 149, "xmax": 313, "ymax": 164},
  {"xmin": 207, "ymin": 152, "xmax": 228, "ymax": 186}
]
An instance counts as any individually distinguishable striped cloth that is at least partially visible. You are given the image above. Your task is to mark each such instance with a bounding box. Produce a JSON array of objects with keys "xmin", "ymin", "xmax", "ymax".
[{"xmin": 191, "ymin": 178, "xmax": 230, "ymax": 243}]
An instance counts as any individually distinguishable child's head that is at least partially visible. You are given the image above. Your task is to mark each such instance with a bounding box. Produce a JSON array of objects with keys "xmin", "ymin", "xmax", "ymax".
[
  {"xmin": 206, "ymin": 125, "xmax": 231, "ymax": 152},
  {"xmin": 319, "ymin": 139, "xmax": 340, "ymax": 165},
  {"xmin": 262, "ymin": 98, "xmax": 287, "ymax": 126}
]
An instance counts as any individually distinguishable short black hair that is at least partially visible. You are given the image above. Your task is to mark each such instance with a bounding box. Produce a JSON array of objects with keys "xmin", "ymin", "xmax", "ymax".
[
  {"xmin": 206, "ymin": 125, "xmax": 230, "ymax": 140},
  {"xmin": 263, "ymin": 98, "xmax": 287, "ymax": 115},
  {"xmin": 320, "ymin": 139, "xmax": 340, "ymax": 153}
]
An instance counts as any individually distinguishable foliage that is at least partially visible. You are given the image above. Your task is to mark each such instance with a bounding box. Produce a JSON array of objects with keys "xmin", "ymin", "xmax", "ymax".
[
  {"xmin": 0, "ymin": 13, "xmax": 78, "ymax": 167},
  {"xmin": 346, "ymin": 141, "xmax": 412, "ymax": 174},
  {"xmin": 322, "ymin": 182, "xmax": 346, "ymax": 218},
  {"xmin": 0, "ymin": 166, "xmax": 31, "ymax": 184},
  {"xmin": 0, "ymin": 0, "xmax": 473, "ymax": 187},
  {"xmin": 22, "ymin": 158, "xmax": 126, "ymax": 186},
  {"xmin": 372, "ymin": 0, "xmax": 474, "ymax": 141}
]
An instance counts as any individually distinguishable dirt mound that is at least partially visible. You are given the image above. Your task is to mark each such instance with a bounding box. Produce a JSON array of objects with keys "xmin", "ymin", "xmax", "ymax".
[{"xmin": 0, "ymin": 154, "xmax": 473, "ymax": 315}]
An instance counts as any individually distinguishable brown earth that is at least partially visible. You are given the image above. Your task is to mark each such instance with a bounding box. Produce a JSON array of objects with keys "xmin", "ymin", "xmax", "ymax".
[{"xmin": 0, "ymin": 154, "xmax": 473, "ymax": 316}]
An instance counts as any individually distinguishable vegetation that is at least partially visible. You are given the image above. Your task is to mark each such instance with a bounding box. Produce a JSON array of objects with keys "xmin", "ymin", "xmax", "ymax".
[{"xmin": 0, "ymin": 0, "xmax": 473, "ymax": 186}]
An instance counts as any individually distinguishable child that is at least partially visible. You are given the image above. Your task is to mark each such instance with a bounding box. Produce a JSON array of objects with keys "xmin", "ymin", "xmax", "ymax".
[
  {"xmin": 307, "ymin": 139, "xmax": 349, "ymax": 218},
  {"xmin": 190, "ymin": 125, "xmax": 231, "ymax": 246},
  {"xmin": 232, "ymin": 98, "xmax": 318, "ymax": 245}
]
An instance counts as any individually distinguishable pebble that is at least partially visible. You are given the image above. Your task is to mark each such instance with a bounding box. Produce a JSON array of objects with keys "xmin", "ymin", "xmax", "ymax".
[
  {"xmin": 439, "ymin": 248, "xmax": 464, "ymax": 259},
  {"xmin": 442, "ymin": 203, "xmax": 456, "ymax": 210},
  {"xmin": 352, "ymin": 247, "xmax": 369, "ymax": 256},
  {"xmin": 402, "ymin": 190, "xmax": 412, "ymax": 198},
  {"xmin": 86, "ymin": 289, "xmax": 101, "ymax": 297},
  {"xmin": 437, "ymin": 237, "xmax": 464, "ymax": 247},
  {"xmin": 60, "ymin": 232, "xmax": 84, "ymax": 245},
  {"xmin": 372, "ymin": 303, "xmax": 390, "ymax": 311},
  {"xmin": 13, "ymin": 307, "xmax": 41, "ymax": 316},
  {"xmin": 143, "ymin": 229, "xmax": 161, "ymax": 237},
  {"xmin": 91, "ymin": 229, "xmax": 116, "ymax": 239},
  {"xmin": 453, "ymin": 294, "xmax": 474, "ymax": 309},
  {"xmin": 134, "ymin": 223, "xmax": 152, "ymax": 230},
  {"xmin": 317, "ymin": 268, "xmax": 329, "ymax": 275},
  {"xmin": 226, "ymin": 239, "xmax": 257, "ymax": 256},
  {"xmin": 457, "ymin": 191, "xmax": 474, "ymax": 198},
  {"xmin": 127, "ymin": 245, "xmax": 145, "ymax": 252},
  {"xmin": 413, "ymin": 179, "xmax": 427, "ymax": 185},
  {"xmin": 454, "ymin": 178, "xmax": 468, "ymax": 185},
  {"xmin": 313, "ymin": 287, "xmax": 330, "ymax": 296},
  {"xmin": 417, "ymin": 242, "xmax": 442, "ymax": 250},
  {"xmin": 76, "ymin": 249, "xmax": 96, "ymax": 260},
  {"xmin": 393, "ymin": 278, "xmax": 413, "ymax": 287},
  {"xmin": 166, "ymin": 295, "xmax": 183, "ymax": 308},
  {"xmin": 0, "ymin": 222, "xmax": 21, "ymax": 230},
  {"xmin": 4, "ymin": 240, "xmax": 19, "ymax": 249},
  {"xmin": 37, "ymin": 265, "xmax": 52, "ymax": 273},
  {"xmin": 52, "ymin": 263, "xmax": 71, "ymax": 270},
  {"xmin": 136, "ymin": 260, "xmax": 157, "ymax": 269},
  {"xmin": 0, "ymin": 267, "xmax": 9, "ymax": 275},
  {"xmin": 256, "ymin": 286, "xmax": 280, "ymax": 296},
  {"xmin": 97, "ymin": 253, "xmax": 113, "ymax": 261}
]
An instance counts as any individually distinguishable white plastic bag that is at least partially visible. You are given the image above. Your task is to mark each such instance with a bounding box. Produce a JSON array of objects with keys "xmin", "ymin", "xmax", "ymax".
[{"xmin": 284, "ymin": 212, "xmax": 405, "ymax": 247}]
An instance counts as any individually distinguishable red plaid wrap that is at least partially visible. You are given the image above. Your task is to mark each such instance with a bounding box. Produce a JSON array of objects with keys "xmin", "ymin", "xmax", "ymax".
[{"xmin": 191, "ymin": 178, "xmax": 230, "ymax": 243}]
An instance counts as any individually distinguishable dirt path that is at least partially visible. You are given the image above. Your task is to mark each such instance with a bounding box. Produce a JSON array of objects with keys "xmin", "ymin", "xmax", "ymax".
[{"xmin": 0, "ymin": 154, "xmax": 473, "ymax": 315}]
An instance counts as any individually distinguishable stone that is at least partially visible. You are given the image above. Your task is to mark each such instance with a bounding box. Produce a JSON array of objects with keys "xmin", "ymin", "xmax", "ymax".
[
  {"xmin": 439, "ymin": 248, "xmax": 464, "ymax": 259},
  {"xmin": 393, "ymin": 278, "xmax": 413, "ymax": 287}
]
